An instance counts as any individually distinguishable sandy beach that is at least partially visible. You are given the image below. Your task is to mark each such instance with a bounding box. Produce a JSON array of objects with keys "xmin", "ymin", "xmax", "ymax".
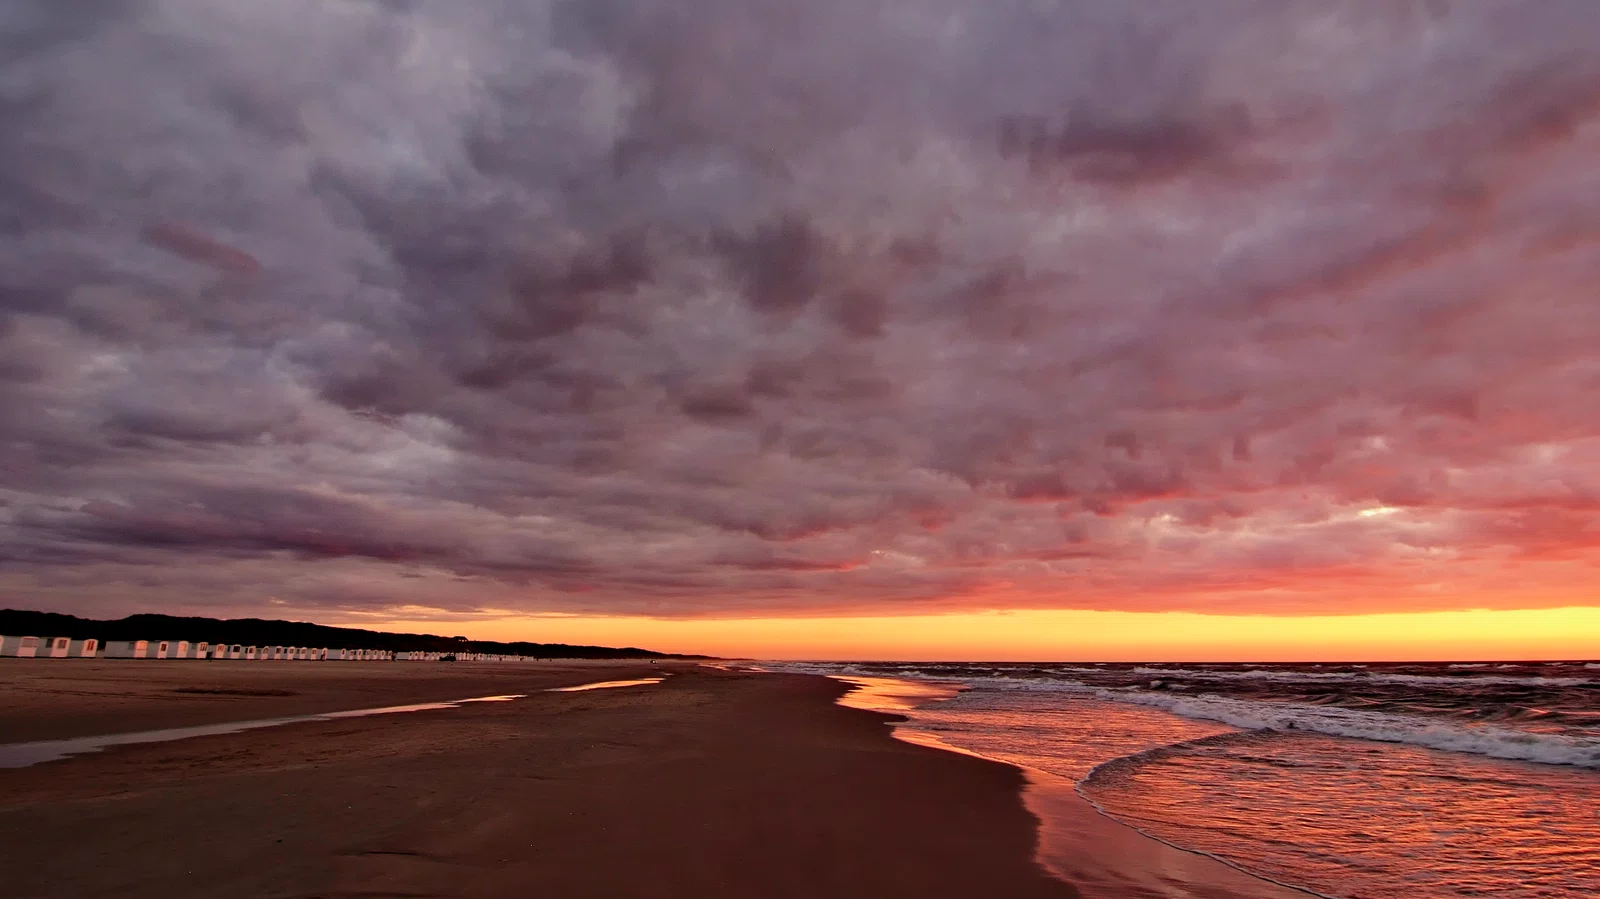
[
  {"xmin": 0, "ymin": 661, "xmax": 1327, "ymax": 899},
  {"xmin": 1, "ymin": 662, "xmax": 1072, "ymax": 899}
]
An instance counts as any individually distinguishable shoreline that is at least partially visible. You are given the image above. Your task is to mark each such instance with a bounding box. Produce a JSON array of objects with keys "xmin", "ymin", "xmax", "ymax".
[{"xmin": 831, "ymin": 674, "xmax": 1317, "ymax": 899}]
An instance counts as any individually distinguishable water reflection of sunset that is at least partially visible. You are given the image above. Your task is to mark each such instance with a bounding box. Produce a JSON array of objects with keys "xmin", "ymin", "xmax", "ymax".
[{"xmin": 831, "ymin": 677, "xmax": 965, "ymax": 712}]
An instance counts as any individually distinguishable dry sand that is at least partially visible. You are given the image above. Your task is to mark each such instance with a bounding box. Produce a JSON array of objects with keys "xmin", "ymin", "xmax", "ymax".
[{"xmin": 0, "ymin": 662, "xmax": 1071, "ymax": 899}]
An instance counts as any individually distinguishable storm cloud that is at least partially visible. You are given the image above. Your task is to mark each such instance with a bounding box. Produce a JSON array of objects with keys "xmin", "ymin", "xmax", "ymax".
[{"xmin": 4, "ymin": 0, "xmax": 1600, "ymax": 621}]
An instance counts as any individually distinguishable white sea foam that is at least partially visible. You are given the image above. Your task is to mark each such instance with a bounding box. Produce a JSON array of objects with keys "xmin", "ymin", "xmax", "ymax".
[
  {"xmin": 939, "ymin": 677, "xmax": 1600, "ymax": 769},
  {"xmin": 1107, "ymin": 691, "xmax": 1598, "ymax": 768}
]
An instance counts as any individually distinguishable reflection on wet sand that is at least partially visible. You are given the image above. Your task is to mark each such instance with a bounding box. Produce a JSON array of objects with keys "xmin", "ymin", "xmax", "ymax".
[
  {"xmin": 546, "ymin": 677, "xmax": 666, "ymax": 692},
  {"xmin": 1, "ymin": 674, "xmax": 672, "ymax": 769},
  {"xmin": 0, "ymin": 694, "xmax": 525, "ymax": 769}
]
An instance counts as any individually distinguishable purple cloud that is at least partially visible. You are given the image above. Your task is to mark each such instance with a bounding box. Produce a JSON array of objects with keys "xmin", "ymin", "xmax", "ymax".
[{"xmin": 3, "ymin": 1, "xmax": 1600, "ymax": 622}]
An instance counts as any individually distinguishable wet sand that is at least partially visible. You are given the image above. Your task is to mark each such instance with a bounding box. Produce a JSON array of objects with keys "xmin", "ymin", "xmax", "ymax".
[
  {"xmin": 0, "ymin": 664, "xmax": 1069, "ymax": 899},
  {"xmin": 0, "ymin": 658, "xmax": 678, "ymax": 742}
]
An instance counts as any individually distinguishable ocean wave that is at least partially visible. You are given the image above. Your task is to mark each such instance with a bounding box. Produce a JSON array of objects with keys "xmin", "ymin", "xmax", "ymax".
[
  {"xmin": 772, "ymin": 662, "xmax": 1600, "ymax": 767},
  {"xmin": 985, "ymin": 679, "xmax": 1600, "ymax": 769},
  {"xmin": 1128, "ymin": 666, "xmax": 1594, "ymax": 689}
]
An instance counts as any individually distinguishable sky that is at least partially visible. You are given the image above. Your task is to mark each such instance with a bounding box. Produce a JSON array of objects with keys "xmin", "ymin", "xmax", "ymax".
[{"xmin": 3, "ymin": 1, "xmax": 1600, "ymax": 660}]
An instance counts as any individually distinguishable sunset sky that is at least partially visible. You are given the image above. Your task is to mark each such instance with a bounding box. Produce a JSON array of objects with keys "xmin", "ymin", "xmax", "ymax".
[{"xmin": 4, "ymin": 2, "xmax": 1599, "ymax": 660}]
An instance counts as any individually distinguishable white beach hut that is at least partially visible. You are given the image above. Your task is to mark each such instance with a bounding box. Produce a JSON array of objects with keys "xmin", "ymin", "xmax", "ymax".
[
  {"xmin": 40, "ymin": 636, "xmax": 71, "ymax": 658},
  {"xmin": 228, "ymin": 644, "xmax": 243, "ymax": 659},
  {"xmin": 104, "ymin": 640, "xmax": 149, "ymax": 659},
  {"xmin": 210, "ymin": 643, "xmax": 228, "ymax": 659},
  {"xmin": 150, "ymin": 640, "xmax": 189, "ymax": 660},
  {"xmin": 69, "ymin": 638, "xmax": 99, "ymax": 658},
  {"xmin": 1, "ymin": 635, "xmax": 41, "ymax": 657},
  {"xmin": 190, "ymin": 642, "xmax": 208, "ymax": 659}
]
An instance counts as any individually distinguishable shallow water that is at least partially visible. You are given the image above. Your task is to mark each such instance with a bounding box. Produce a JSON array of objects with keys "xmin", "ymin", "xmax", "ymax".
[{"xmin": 790, "ymin": 661, "xmax": 1600, "ymax": 899}]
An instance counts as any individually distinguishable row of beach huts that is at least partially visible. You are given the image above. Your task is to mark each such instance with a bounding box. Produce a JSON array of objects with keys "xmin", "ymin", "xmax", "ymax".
[{"xmin": 0, "ymin": 635, "xmax": 526, "ymax": 662}]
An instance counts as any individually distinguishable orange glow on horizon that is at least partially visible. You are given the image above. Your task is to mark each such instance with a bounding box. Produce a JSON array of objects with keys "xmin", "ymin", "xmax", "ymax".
[{"xmin": 351, "ymin": 606, "xmax": 1600, "ymax": 662}]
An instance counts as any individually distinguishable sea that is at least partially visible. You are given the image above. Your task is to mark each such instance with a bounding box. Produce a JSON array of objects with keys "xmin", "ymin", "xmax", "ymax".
[{"xmin": 772, "ymin": 660, "xmax": 1600, "ymax": 899}]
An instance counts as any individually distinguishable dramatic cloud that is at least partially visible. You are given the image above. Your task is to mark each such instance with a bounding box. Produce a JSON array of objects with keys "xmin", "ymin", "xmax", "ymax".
[{"xmin": 4, "ymin": 0, "xmax": 1600, "ymax": 621}]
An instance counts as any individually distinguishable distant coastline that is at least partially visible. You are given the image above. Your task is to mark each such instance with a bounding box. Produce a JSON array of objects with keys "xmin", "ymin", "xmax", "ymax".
[{"xmin": 0, "ymin": 608, "xmax": 710, "ymax": 661}]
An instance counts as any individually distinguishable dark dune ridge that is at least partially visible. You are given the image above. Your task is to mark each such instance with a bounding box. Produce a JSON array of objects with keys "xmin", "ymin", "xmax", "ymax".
[{"xmin": 0, "ymin": 608, "xmax": 706, "ymax": 660}]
